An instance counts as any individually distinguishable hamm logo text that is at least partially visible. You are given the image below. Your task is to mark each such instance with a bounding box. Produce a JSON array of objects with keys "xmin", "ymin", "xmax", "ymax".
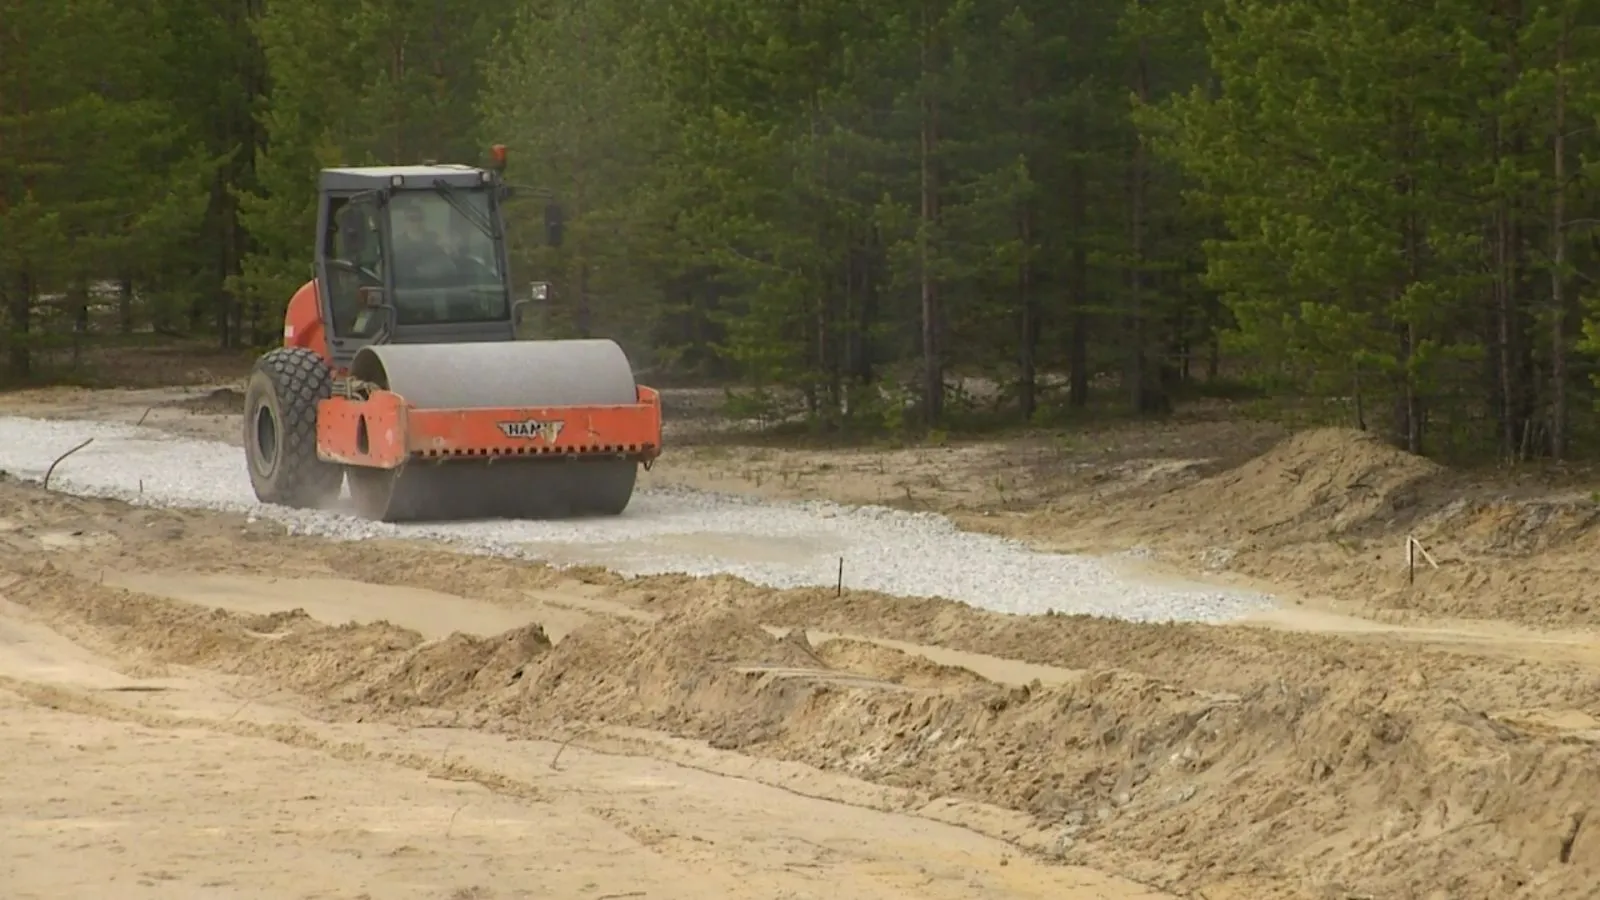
[{"xmin": 496, "ymin": 419, "xmax": 566, "ymax": 442}]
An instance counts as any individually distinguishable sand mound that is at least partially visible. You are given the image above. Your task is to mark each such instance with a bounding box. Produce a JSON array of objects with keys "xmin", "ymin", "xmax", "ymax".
[
  {"xmin": 244, "ymin": 620, "xmax": 422, "ymax": 699},
  {"xmin": 228, "ymin": 619, "xmax": 554, "ymax": 711},
  {"xmin": 509, "ymin": 622, "xmax": 1600, "ymax": 897},
  {"xmin": 1294, "ymin": 494, "xmax": 1600, "ymax": 625},
  {"xmin": 1137, "ymin": 427, "xmax": 1443, "ymax": 545},
  {"xmin": 356, "ymin": 623, "xmax": 552, "ymax": 710},
  {"xmin": 1423, "ymin": 496, "xmax": 1600, "ymax": 557},
  {"xmin": 506, "ymin": 607, "xmax": 830, "ymax": 745},
  {"xmin": 237, "ymin": 608, "xmax": 320, "ymax": 634}
]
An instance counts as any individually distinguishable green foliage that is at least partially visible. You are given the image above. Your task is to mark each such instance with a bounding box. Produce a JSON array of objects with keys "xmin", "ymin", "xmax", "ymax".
[
  {"xmin": 0, "ymin": 0, "xmax": 216, "ymax": 375},
  {"xmin": 14, "ymin": 0, "xmax": 1600, "ymax": 462},
  {"xmin": 1147, "ymin": 0, "xmax": 1600, "ymax": 457}
]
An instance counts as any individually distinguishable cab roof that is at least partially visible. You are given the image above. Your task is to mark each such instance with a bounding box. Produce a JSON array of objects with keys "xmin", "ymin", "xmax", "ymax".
[{"xmin": 318, "ymin": 164, "xmax": 493, "ymax": 193}]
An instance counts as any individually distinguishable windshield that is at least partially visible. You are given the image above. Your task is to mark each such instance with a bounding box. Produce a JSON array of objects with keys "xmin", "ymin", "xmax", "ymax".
[{"xmin": 386, "ymin": 189, "xmax": 508, "ymax": 325}]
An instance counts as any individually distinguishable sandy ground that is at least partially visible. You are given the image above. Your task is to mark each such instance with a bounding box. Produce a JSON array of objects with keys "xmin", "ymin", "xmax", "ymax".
[
  {"xmin": 2, "ymin": 626, "xmax": 1146, "ymax": 900},
  {"xmin": 3, "ymin": 373, "xmax": 1600, "ymax": 898}
]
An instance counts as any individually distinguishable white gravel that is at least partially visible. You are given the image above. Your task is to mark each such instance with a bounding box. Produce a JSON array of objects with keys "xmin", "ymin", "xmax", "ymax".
[{"xmin": 0, "ymin": 415, "xmax": 1275, "ymax": 623}]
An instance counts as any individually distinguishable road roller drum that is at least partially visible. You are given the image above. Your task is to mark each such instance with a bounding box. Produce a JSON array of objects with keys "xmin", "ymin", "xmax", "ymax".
[{"xmin": 340, "ymin": 340, "xmax": 647, "ymax": 522}]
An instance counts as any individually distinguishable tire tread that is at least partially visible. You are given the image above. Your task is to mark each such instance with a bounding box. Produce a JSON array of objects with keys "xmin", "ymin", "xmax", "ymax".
[{"xmin": 246, "ymin": 347, "xmax": 343, "ymax": 507}]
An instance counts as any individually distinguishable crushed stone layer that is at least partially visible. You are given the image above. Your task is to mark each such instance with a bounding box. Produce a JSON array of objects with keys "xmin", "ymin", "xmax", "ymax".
[{"xmin": 0, "ymin": 415, "xmax": 1273, "ymax": 622}]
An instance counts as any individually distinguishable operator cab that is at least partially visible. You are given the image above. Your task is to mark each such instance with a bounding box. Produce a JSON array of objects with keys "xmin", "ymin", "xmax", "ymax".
[{"xmin": 314, "ymin": 161, "xmax": 560, "ymax": 368}]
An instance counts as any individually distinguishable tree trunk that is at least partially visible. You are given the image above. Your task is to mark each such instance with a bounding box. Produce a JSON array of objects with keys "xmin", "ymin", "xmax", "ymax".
[
  {"xmin": 118, "ymin": 275, "xmax": 135, "ymax": 334},
  {"xmin": 70, "ymin": 279, "xmax": 90, "ymax": 370},
  {"xmin": 393, "ymin": 38, "xmax": 407, "ymax": 161},
  {"xmin": 1067, "ymin": 162, "xmax": 1089, "ymax": 408},
  {"xmin": 8, "ymin": 272, "xmax": 32, "ymax": 381},
  {"xmin": 1494, "ymin": 134, "xmax": 1516, "ymax": 457},
  {"xmin": 1018, "ymin": 205, "xmax": 1037, "ymax": 422},
  {"xmin": 1549, "ymin": 22, "xmax": 1568, "ymax": 459},
  {"xmin": 4, "ymin": 17, "xmax": 32, "ymax": 379},
  {"xmin": 917, "ymin": 1, "xmax": 942, "ymax": 425},
  {"xmin": 856, "ymin": 231, "xmax": 880, "ymax": 385},
  {"xmin": 217, "ymin": 174, "xmax": 240, "ymax": 349},
  {"xmin": 573, "ymin": 1, "xmax": 592, "ymax": 338},
  {"xmin": 1017, "ymin": 67, "xmax": 1038, "ymax": 422},
  {"xmin": 1125, "ymin": 31, "xmax": 1151, "ymax": 413},
  {"xmin": 1492, "ymin": 0, "xmax": 1528, "ymax": 460},
  {"xmin": 1398, "ymin": 110, "xmax": 1424, "ymax": 454},
  {"xmin": 1396, "ymin": 323, "xmax": 1421, "ymax": 454}
]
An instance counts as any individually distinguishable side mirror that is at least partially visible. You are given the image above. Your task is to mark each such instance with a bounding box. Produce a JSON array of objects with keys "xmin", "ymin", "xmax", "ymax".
[
  {"xmin": 544, "ymin": 203, "xmax": 564, "ymax": 248},
  {"xmin": 511, "ymin": 283, "xmax": 547, "ymax": 332}
]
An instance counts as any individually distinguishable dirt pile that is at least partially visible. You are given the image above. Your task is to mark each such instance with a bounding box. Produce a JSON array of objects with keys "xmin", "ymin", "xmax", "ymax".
[
  {"xmin": 1199, "ymin": 489, "xmax": 1600, "ymax": 626},
  {"xmin": 1125, "ymin": 427, "xmax": 1443, "ymax": 547},
  {"xmin": 356, "ymin": 623, "xmax": 552, "ymax": 710},
  {"xmin": 11, "ymin": 565, "xmax": 1600, "ymax": 899},
  {"xmin": 748, "ymin": 586, "xmax": 1600, "ymax": 713},
  {"xmin": 504, "ymin": 606, "xmax": 832, "ymax": 746},
  {"xmin": 510, "ymin": 624, "xmax": 1600, "ymax": 899},
  {"xmin": 244, "ymin": 619, "xmax": 423, "ymax": 700},
  {"xmin": 1334, "ymin": 495, "xmax": 1600, "ymax": 623},
  {"xmin": 1047, "ymin": 425, "xmax": 1600, "ymax": 627},
  {"xmin": 1420, "ymin": 496, "xmax": 1600, "ymax": 557}
]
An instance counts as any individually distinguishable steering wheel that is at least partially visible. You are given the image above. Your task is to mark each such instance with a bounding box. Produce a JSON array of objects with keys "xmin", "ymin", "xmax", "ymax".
[{"xmin": 325, "ymin": 258, "xmax": 381, "ymax": 283}]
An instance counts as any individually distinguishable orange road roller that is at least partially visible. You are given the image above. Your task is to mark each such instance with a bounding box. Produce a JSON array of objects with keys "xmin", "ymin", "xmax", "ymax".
[{"xmin": 241, "ymin": 147, "xmax": 662, "ymax": 522}]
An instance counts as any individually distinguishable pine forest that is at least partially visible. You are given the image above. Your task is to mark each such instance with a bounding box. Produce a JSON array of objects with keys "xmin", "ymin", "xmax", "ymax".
[{"xmin": 6, "ymin": 0, "xmax": 1600, "ymax": 462}]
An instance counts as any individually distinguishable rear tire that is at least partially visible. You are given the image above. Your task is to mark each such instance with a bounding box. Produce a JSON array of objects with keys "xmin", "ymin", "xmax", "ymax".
[{"xmin": 244, "ymin": 347, "xmax": 344, "ymax": 508}]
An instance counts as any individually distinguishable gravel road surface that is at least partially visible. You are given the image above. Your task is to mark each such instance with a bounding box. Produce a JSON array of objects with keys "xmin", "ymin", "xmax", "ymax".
[{"xmin": 0, "ymin": 415, "xmax": 1274, "ymax": 622}]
